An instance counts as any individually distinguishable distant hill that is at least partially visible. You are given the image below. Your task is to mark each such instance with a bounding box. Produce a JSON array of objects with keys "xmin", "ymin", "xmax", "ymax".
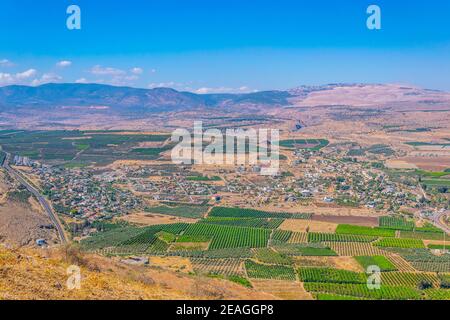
[{"xmin": 0, "ymin": 83, "xmax": 293, "ymax": 111}]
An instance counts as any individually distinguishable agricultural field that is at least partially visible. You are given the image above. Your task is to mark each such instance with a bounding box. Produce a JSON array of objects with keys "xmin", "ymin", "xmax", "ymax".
[
  {"xmin": 77, "ymin": 205, "xmax": 449, "ymax": 300},
  {"xmin": 0, "ymin": 130, "xmax": 171, "ymax": 166},
  {"xmin": 273, "ymin": 243, "xmax": 338, "ymax": 257},
  {"xmin": 323, "ymin": 242, "xmax": 389, "ymax": 257},
  {"xmin": 270, "ymin": 229, "xmax": 293, "ymax": 244},
  {"xmin": 298, "ymin": 267, "xmax": 366, "ymax": 284},
  {"xmin": 209, "ymin": 207, "xmax": 312, "ymax": 220},
  {"xmin": 279, "ymin": 139, "xmax": 329, "ymax": 151},
  {"xmin": 381, "ymin": 272, "xmax": 440, "ymax": 288},
  {"xmin": 336, "ymin": 224, "xmax": 395, "ymax": 237},
  {"xmin": 308, "ymin": 232, "xmax": 377, "ymax": 243},
  {"xmin": 379, "ymin": 216, "xmax": 415, "ymax": 231},
  {"xmin": 245, "ymin": 260, "xmax": 297, "ymax": 281},
  {"xmin": 145, "ymin": 203, "xmax": 209, "ymax": 219},
  {"xmin": 182, "ymin": 223, "xmax": 271, "ymax": 249},
  {"xmin": 253, "ymin": 248, "xmax": 292, "ymax": 265},
  {"xmin": 354, "ymin": 256, "xmax": 397, "ymax": 272},
  {"xmin": 400, "ymin": 231, "xmax": 446, "ymax": 241},
  {"xmin": 191, "ymin": 258, "xmax": 245, "ymax": 276},
  {"xmin": 201, "ymin": 217, "xmax": 284, "ymax": 229},
  {"xmin": 374, "ymin": 238, "xmax": 425, "ymax": 249},
  {"xmin": 304, "ymin": 283, "xmax": 423, "ymax": 300}
]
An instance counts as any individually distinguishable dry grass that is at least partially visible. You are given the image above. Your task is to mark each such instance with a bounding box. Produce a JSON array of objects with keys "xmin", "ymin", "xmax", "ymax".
[
  {"xmin": 118, "ymin": 212, "xmax": 198, "ymax": 226},
  {"xmin": 0, "ymin": 246, "xmax": 272, "ymax": 300},
  {"xmin": 292, "ymin": 256, "xmax": 364, "ymax": 272},
  {"xmin": 279, "ymin": 220, "xmax": 337, "ymax": 233},
  {"xmin": 251, "ymin": 280, "xmax": 313, "ymax": 300}
]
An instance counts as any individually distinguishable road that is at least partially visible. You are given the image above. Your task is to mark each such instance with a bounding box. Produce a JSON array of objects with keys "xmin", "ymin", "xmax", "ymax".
[
  {"xmin": 1, "ymin": 152, "xmax": 67, "ymax": 244},
  {"xmin": 431, "ymin": 210, "xmax": 450, "ymax": 235}
]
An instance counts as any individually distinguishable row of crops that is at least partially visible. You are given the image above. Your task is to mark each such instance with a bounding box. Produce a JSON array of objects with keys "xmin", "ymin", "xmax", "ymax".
[{"xmin": 209, "ymin": 207, "xmax": 312, "ymax": 220}]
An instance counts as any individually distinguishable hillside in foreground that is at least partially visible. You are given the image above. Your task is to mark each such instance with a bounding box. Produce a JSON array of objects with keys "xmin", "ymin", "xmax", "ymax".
[{"xmin": 0, "ymin": 245, "xmax": 272, "ymax": 300}]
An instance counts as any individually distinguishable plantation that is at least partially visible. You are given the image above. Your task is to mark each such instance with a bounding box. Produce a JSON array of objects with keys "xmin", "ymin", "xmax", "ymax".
[
  {"xmin": 209, "ymin": 207, "xmax": 311, "ymax": 220},
  {"xmin": 279, "ymin": 139, "xmax": 329, "ymax": 151},
  {"xmin": 400, "ymin": 231, "xmax": 446, "ymax": 241},
  {"xmin": 245, "ymin": 260, "xmax": 296, "ymax": 281},
  {"xmin": 374, "ymin": 238, "xmax": 425, "ymax": 249},
  {"xmin": 253, "ymin": 248, "xmax": 292, "ymax": 265},
  {"xmin": 298, "ymin": 267, "xmax": 367, "ymax": 284},
  {"xmin": 379, "ymin": 216, "xmax": 415, "ymax": 231},
  {"xmin": 324, "ymin": 242, "xmax": 388, "ymax": 257},
  {"xmin": 308, "ymin": 232, "xmax": 377, "ymax": 243},
  {"xmin": 355, "ymin": 256, "xmax": 397, "ymax": 272},
  {"xmin": 182, "ymin": 223, "xmax": 270, "ymax": 249},
  {"xmin": 273, "ymin": 243, "xmax": 337, "ymax": 256},
  {"xmin": 200, "ymin": 217, "xmax": 284, "ymax": 229},
  {"xmin": 81, "ymin": 223, "xmax": 188, "ymax": 253},
  {"xmin": 381, "ymin": 272, "xmax": 440, "ymax": 288},
  {"xmin": 336, "ymin": 224, "xmax": 395, "ymax": 237},
  {"xmin": 270, "ymin": 230, "xmax": 292, "ymax": 244},
  {"xmin": 304, "ymin": 283, "xmax": 422, "ymax": 300},
  {"xmin": 287, "ymin": 232, "xmax": 308, "ymax": 244},
  {"xmin": 0, "ymin": 130, "xmax": 172, "ymax": 166},
  {"xmin": 424, "ymin": 289, "xmax": 450, "ymax": 300}
]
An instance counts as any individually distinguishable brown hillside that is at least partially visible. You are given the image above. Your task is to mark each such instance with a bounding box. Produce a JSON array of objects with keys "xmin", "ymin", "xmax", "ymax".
[{"xmin": 0, "ymin": 245, "xmax": 273, "ymax": 300}]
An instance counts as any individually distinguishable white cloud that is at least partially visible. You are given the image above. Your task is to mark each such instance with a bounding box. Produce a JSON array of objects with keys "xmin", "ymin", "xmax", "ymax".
[
  {"xmin": 31, "ymin": 73, "xmax": 63, "ymax": 86},
  {"xmin": 90, "ymin": 65, "xmax": 126, "ymax": 76},
  {"xmin": 0, "ymin": 59, "xmax": 14, "ymax": 67},
  {"xmin": 75, "ymin": 77, "xmax": 89, "ymax": 84},
  {"xmin": 194, "ymin": 86, "xmax": 256, "ymax": 94},
  {"xmin": 130, "ymin": 67, "xmax": 143, "ymax": 75},
  {"xmin": 16, "ymin": 69, "xmax": 37, "ymax": 80},
  {"xmin": 56, "ymin": 60, "xmax": 72, "ymax": 68},
  {"xmin": 0, "ymin": 73, "xmax": 14, "ymax": 85},
  {"xmin": 0, "ymin": 69, "xmax": 38, "ymax": 86}
]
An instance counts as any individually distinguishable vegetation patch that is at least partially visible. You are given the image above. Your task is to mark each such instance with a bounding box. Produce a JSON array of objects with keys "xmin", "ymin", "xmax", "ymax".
[{"xmin": 354, "ymin": 256, "xmax": 397, "ymax": 272}]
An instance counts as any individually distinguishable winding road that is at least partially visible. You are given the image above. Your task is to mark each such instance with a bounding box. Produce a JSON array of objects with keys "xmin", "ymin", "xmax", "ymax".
[{"xmin": 1, "ymin": 151, "xmax": 67, "ymax": 244}]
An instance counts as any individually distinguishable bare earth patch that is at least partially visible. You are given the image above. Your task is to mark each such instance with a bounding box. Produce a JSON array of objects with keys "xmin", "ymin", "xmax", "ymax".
[
  {"xmin": 293, "ymin": 256, "xmax": 364, "ymax": 272},
  {"xmin": 279, "ymin": 219, "xmax": 337, "ymax": 233},
  {"xmin": 148, "ymin": 256, "xmax": 193, "ymax": 274},
  {"xmin": 251, "ymin": 280, "xmax": 313, "ymax": 300},
  {"xmin": 118, "ymin": 212, "xmax": 198, "ymax": 226}
]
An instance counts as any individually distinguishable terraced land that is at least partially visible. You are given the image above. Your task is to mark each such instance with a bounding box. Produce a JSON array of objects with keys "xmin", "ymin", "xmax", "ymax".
[
  {"xmin": 79, "ymin": 212, "xmax": 449, "ymax": 300},
  {"xmin": 182, "ymin": 223, "xmax": 271, "ymax": 249}
]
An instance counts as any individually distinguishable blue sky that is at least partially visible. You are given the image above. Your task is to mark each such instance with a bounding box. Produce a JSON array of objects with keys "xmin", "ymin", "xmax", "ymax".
[{"xmin": 1, "ymin": 0, "xmax": 450, "ymax": 92}]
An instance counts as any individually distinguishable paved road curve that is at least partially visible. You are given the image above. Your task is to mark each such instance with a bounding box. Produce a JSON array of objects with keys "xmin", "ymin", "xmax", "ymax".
[{"xmin": 1, "ymin": 152, "xmax": 67, "ymax": 244}]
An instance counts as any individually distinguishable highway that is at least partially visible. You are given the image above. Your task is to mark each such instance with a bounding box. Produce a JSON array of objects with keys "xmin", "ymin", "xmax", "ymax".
[{"xmin": 1, "ymin": 152, "xmax": 67, "ymax": 244}]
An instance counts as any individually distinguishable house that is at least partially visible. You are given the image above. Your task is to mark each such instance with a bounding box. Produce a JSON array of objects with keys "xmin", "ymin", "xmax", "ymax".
[{"xmin": 36, "ymin": 239, "xmax": 47, "ymax": 246}]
